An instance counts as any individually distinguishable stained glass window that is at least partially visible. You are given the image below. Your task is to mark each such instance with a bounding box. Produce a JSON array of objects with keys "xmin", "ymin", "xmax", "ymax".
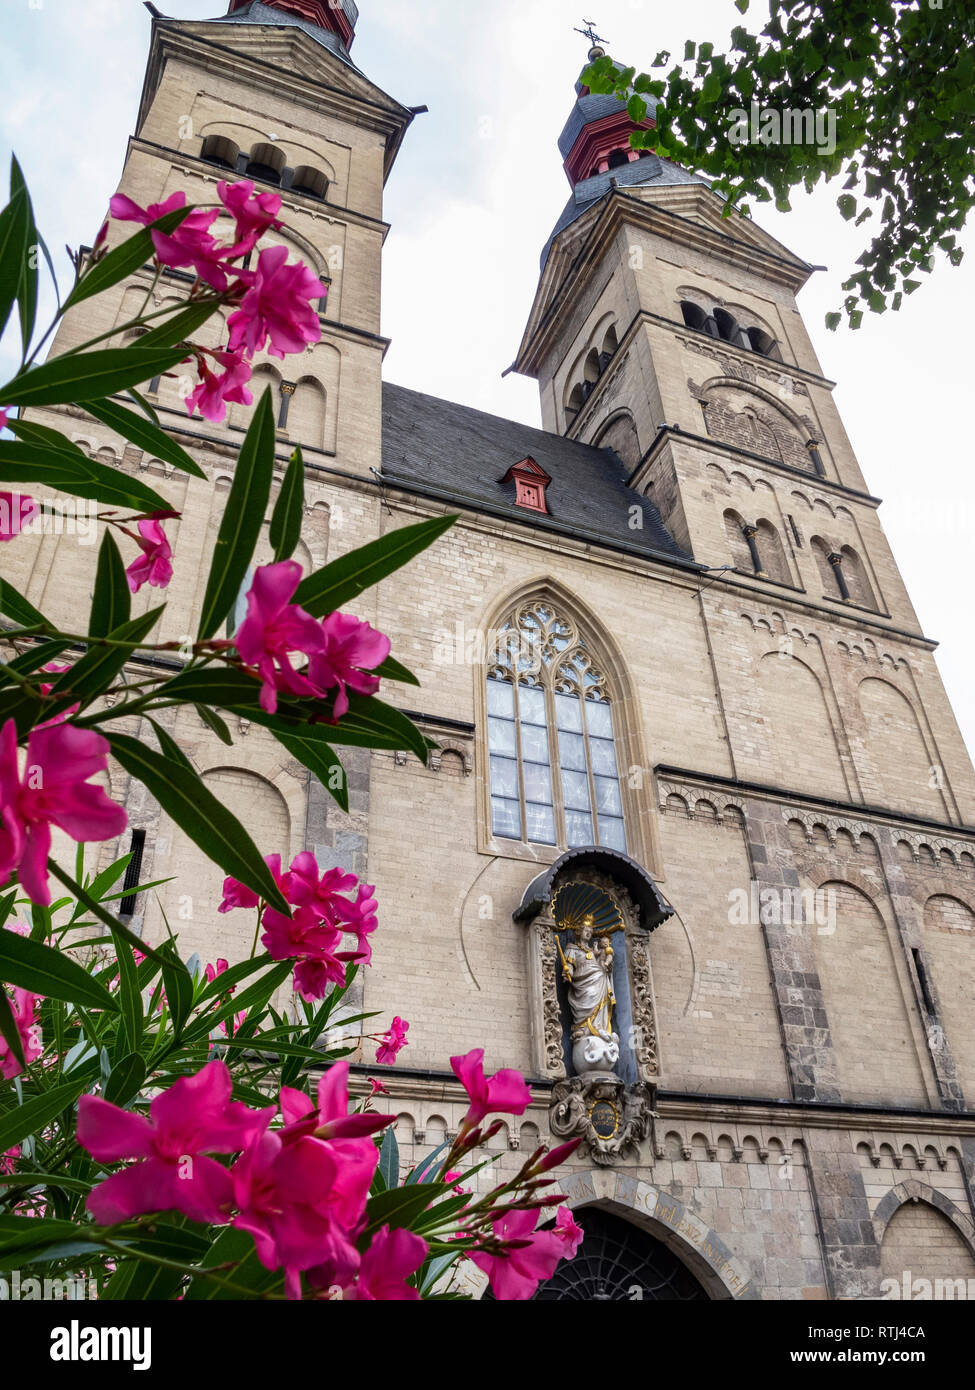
[{"xmin": 486, "ymin": 600, "xmax": 627, "ymax": 852}]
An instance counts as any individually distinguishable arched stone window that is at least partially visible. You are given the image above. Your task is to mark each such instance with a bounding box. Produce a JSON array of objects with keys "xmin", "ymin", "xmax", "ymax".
[
  {"xmin": 290, "ymin": 164, "xmax": 329, "ymax": 200},
  {"xmin": 200, "ymin": 134, "xmax": 240, "ymax": 171},
  {"xmin": 486, "ymin": 600, "xmax": 628, "ymax": 852},
  {"xmin": 245, "ymin": 142, "xmax": 286, "ymax": 186}
]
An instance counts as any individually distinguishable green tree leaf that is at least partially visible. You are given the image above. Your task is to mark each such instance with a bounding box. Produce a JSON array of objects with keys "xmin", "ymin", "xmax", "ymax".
[
  {"xmin": 9, "ymin": 157, "xmax": 38, "ymax": 357},
  {"xmin": 0, "ymin": 1075, "xmax": 91, "ymax": 1153},
  {"xmin": 0, "ymin": 346, "xmax": 190, "ymax": 409},
  {"xmin": 273, "ymin": 730, "xmax": 348, "ymax": 812},
  {"xmin": 0, "ymin": 990, "xmax": 26, "ymax": 1072},
  {"xmin": 0, "ymin": 929, "xmax": 119, "ymax": 1013},
  {"xmin": 0, "ymin": 177, "xmax": 30, "ymax": 344},
  {"xmin": 81, "ymin": 396, "xmax": 206, "ymax": 480},
  {"xmin": 46, "ymin": 605, "xmax": 164, "ymax": 709},
  {"xmin": 294, "ymin": 514, "xmax": 457, "ymax": 618},
  {"xmin": 269, "ymin": 447, "xmax": 305, "ymax": 563},
  {"xmin": 61, "ymin": 205, "xmax": 195, "ymax": 311},
  {"xmin": 0, "ymin": 432, "xmax": 170, "ymax": 513},
  {"xmin": 104, "ymin": 732, "xmax": 290, "ymax": 913},
  {"xmin": 104, "ymin": 1051, "xmax": 147, "ymax": 1107},
  {"xmin": 198, "ymin": 388, "xmax": 275, "ymax": 640},
  {"xmin": 89, "ymin": 531, "xmax": 130, "ymax": 640}
]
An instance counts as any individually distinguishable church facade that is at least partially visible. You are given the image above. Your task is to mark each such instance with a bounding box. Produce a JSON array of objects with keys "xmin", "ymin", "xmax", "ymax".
[{"xmin": 15, "ymin": 0, "xmax": 975, "ymax": 1300}]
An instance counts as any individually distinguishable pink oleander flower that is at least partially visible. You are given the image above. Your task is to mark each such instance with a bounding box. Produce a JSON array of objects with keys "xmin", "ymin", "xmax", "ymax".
[
  {"xmin": 261, "ymin": 904, "xmax": 354, "ymax": 1001},
  {"xmin": 125, "ymin": 519, "xmax": 173, "ymax": 593},
  {"xmin": 0, "ymin": 407, "xmax": 9, "ymax": 430},
  {"xmin": 552, "ymin": 1205, "xmax": 585, "ymax": 1254},
  {"xmin": 311, "ymin": 1224, "xmax": 427, "ymax": 1302},
  {"xmin": 286, "ymin": 852, "xmax": 359, "ymax": 923},
  {"xmin": 0, "ymin": 988, "xmax": 42, "ymax": 1080},
  {"xmin": 217, "ymin": 179, "xmax": 283, "ymax": 255},
  {"xmin": 280, "ymin": 1062, "xmax": 393, "ymax": 1142},
  {"xmin": 308, "ymin": 612, "xmax": 390, "ymax": 722},
  {"xmin": 376, "ymin": 1016, "xmax": 409, "ymax": 1066},
  {"xmin": 342, "ymin": 882, "xmax": 379, "ymax": 965},
  {"xmin": 0, "ymin": 719, "xmax": 128, "ymax": 907},
  {"xmin": 218, "ymin": 853, "xmax": 287, "ymax": 914},
  {"xmin": 235, "ymin": 562, "xmax": 328, "ymax": 715},
  {"xmin": 186, "ymin": 350, "xmax": 253, "ymax": 422},
  {"xmin": 0, "ymin": 1145, "xmax": 19, "ymax": 1175},
  {"xmin": 0, "ymin": 491, "xmax": 37, "ymax": 541},
  {"xmin": 227, "ymin": 244, "xmax": 327, "ymax": 359},
  {"xmin": 204, "ymin": 959, "xmax": 244, "ymax": 1036},
  {"xmin": 79, "ymin": 1060, "xmax": 273, "ymax": 1226},
  {"xmin": 109, "ymin": 191, "xmax": 187, "ymax": 227},
  {"xmin": 451, "ymin": 1048, "xmax": 532, "ymax": 1131},
  {"xmin": 151, "ymin": 208, "xmax": 235, "ymax": 293},
  {"xmin": 368, "ymin": 1077, "xmax": 390, "ymax": 1097},
  {"xmin": 469, "ymin": 1207, "xmax": 579, "ymax": 1301},
  {"xmin": 232, "ymin": 1130, "xmax": 377, "ymax": 1299},
  {"xmin": 292, "ymin": 955, "xmax": 353, "ymax": 1002}
]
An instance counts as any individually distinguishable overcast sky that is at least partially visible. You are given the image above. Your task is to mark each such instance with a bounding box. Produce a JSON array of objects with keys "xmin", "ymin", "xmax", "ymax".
[{"xmin": 2, "ymin": 0, "xmax": 973, "ymax": 764}]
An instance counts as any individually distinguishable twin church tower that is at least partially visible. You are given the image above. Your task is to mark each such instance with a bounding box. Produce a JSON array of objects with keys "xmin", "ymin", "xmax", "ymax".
[{"xmin": 17, "ymin": 0, "xmax": 975, "ymax": 1299}]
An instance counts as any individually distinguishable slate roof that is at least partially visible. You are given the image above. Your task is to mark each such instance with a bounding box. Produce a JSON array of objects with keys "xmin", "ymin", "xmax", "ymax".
[
  {"xmin": 380, "ymin": 382, "xmax": 696, "ymax": 568},
  {"xmin": 541, "ymin": 154, "xmax": 710, "ymax": 271},
  {"xmin": 207, "ymin": 1, "xmax": 359, "ymax": 67}
]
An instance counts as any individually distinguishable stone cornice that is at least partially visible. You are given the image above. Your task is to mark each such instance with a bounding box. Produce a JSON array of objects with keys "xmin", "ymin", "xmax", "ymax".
[{"xmin": 655, "ymin": 764, "xmax": 975, "ymax": 839}]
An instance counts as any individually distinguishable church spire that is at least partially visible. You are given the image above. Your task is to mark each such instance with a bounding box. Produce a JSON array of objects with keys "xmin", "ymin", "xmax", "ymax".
[{"xmin": 225, "ymin": 0, "xmax": 358, "ymax": 51}]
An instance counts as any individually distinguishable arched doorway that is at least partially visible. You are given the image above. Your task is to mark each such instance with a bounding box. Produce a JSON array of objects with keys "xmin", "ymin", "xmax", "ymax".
[{"xmin": 529, "ymin": 1209, "xmax": 710, "ymax": 1301}]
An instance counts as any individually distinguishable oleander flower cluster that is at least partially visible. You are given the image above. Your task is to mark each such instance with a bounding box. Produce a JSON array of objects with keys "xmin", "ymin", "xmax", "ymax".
[
  {"xmin": 110, "ymin": 181, "xmax": 327, "ymax": 425},
  {"xmin": 219, "ymin": 849, "xmax": 379, "ymax": 1004},
  {"xmin": 76, "ymin": 1054, "xmax": 583, "ymax": 1300}
]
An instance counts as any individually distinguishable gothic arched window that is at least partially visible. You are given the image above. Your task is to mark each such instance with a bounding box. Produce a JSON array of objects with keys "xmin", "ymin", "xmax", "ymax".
[{"xmin": 486, "ymin": 601, "xmax": 627, "ymax": 852}]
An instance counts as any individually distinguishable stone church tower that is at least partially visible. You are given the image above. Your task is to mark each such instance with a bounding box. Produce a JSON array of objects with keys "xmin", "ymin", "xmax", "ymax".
[{"xmin": 15, "ymin": 3, "xmax": 975, "ymax": 1299}]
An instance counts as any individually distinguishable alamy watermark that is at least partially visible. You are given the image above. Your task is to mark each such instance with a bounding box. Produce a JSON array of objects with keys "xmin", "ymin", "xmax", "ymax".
[
  {"xmin": 728, "ymin": 101, "xmax": 836, "ymax": 157},
  {"xmin": 728, "ymin": 881, "xmax": 837, "ymax": 934},
  {"xmin": 0, "ymin": 494, "xmax": 98, "ymax": 545}
]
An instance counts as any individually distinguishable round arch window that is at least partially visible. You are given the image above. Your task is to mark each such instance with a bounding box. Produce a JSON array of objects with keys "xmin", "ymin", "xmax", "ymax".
[{"xmin": 486, "ymin": 1208, "xmax": 710, "ymax": 1301}]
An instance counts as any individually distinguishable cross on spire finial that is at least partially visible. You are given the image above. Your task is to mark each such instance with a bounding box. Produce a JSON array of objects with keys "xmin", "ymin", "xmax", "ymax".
[{"xmin": 574, "ymin": 20, "xmax": 608, "ymax": 50}]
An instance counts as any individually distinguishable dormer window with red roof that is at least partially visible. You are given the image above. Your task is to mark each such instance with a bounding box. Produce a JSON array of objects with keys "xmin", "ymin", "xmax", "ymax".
[{"xmin": 500, "ymin": 457, "xmax": 552, "ymax": 514}]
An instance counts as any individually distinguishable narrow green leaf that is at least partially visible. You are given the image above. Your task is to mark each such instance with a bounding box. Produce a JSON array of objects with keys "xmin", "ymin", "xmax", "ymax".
[
  {"xmin": 195, "ymin": 703, "xmax": 234, "ymax": 746},
  {"xmin": 111, "ymin": 933, "xmax": 143, "ymax": 1052},
  {"xmin": 47, "ymin": 605, "xmax": 163, "ymax": 710},
  {"xmin": 10, "ymin": 158, "xmax": 38, "ymax": 357},
  {"xmin": 0, "ymin": 434, "xmax": 170, "ymax": 513},
  {"xmin": 62, "ymin": 206, "xmax": 195, "ymax": 311},
  {"xmin": 378, "ymin": 1125, "xmax": 400, "ymax": 1190},
  {"xmin": 0, "ymin": 930, "xmax": 118, "ymax": 1013},
  {"xmin": 0, "ymin": 180, "xmax": 30, "ymax": 344},
  {"xmin": 295, "ymin": 514, "xmax": 457, "ymax": 618},
  {"xmin": 89, "ymin": 531, "xmax": 130, "ymax": 639},
  {"xmin": 274, "ymin": 731, "xmax": 348, "ymax": 812},
  {"xmin": 198, "ymin": 389, "xmax": 275, "ymax": 640},
  {"xmin": 0, "ymin": 346, "xmax": 189, "ymax": 411},
  {"xmin": 0, "ymin": 1076, "xmax": 90, "ymax": 1153},
  {"xmin": 46, "ymin": 860, "xmax": 170, "ymax": 969},
  {"xmin": 158, "ymin": 939, "xmax": 193, "ymax": 1038},
  {"xmin": 81, "ymin": 396, "xmax": 205, "ymax": 480},
  {"xmin": 0, "ymin": 990, "xmax": 26, "ymax": 1071},
  {"xmin": 104, "ymin": 1051, "xmax": 147, "ymax": 1107},
  {"xmin": 375, "ymin": 654, "xmax": 420, "ymax": 687},
  {"xmin": 104, "ymin": 732, "xmax": 290, "ymax": 913},
  {"xmin": 137, "ymin": 299, "xmax": 217, "ymax": 351},
  {"xmin": 364, "ymin": 1184, "xmax": 445, "ymax": 1234},
  {"xmin": 269, "ymin": 447, "xmax": 304, "ymax": 562},
  {"xmin": 0, "ymin": 577, "xmax": 46, "ymax": 627}
]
